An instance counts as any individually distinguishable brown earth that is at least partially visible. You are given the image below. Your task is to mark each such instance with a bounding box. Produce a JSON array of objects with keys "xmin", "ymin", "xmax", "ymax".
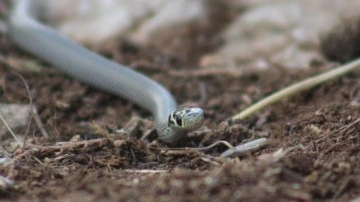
[{"xmin": 1, "ymin": 1, "xmax": 360, "ymax": 202}]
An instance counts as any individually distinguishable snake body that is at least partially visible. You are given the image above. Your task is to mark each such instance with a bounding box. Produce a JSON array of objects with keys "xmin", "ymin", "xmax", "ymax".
[{"xmin": 8, "ymin": 0, "xmax": 204, "ymax": 143}]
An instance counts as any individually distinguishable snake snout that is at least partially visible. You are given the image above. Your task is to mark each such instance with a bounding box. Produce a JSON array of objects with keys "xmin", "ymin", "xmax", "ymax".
[
  {"xmin": 168, "ymin": 107, "xmax": 205, "ymax": 130},
  {"xmin": 188, "ymin": 107, "xmax": 205, "ymax": 130}
]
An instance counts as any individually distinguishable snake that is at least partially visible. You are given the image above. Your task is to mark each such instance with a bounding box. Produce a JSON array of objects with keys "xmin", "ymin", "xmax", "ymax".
[{"xmin": 7, "ymin": 0, "xmax": 205, "ymax": 143}]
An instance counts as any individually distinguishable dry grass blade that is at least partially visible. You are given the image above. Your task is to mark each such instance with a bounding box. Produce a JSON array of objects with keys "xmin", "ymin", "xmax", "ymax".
[
  {"xmin": 230, "ymin": 59, "xmax": 360, "ymax": 123},
  {"xmin": 194, "ymin": 140, "xmax": 234, "ymax": 151},
  {"xmin": 159, "ymin": 140, "xmax": 234, "ymax": 153},
  {"xmin": 316, "ymin": 118, "xmax": 360, "ymax": 143},
  {"xmin": 0, "ymin": 113, "xmax": 22, "ymax": 146},
  {"xmin": 4, "ymin": 138, "xmax": 109, "ymax": 168},
  {"xmin": 121, "ymin": 169, "xmax": 168, "ymax": 173},
  {"xmin": 11, "ymin": 71, "xmax": 49, "ymax": 139}
]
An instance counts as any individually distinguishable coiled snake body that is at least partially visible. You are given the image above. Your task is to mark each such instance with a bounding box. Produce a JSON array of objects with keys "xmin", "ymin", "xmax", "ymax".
[{"xmin": 8, "ymin": 0, "xmax": 205, "ymax": 143}]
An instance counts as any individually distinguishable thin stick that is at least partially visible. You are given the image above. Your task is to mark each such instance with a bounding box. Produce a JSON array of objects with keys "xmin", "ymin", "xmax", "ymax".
[
  {"xmin": 11, "ymin": 71, "xmax": 34, "ymax": 146},
  {"xmin": 316, "ymin": 118, "xmax": 360, "ymax": 143},
  {"xmin": 11, "ymin": 71, "xmax": 49, "ymax": 138},
  {"xmin": 158, "ymin": 140, "xmax": 234, "ymax": 152},
  {"xmin": 122, "ymin": 169, "xmax": 168, "ymax": 173},
  {"xmin": 0, "ymin": 113, "xmax": 22, "ymax": 145},
  {"xmin": 193, "ymin": 140, "xmax": 234, "ymax": 151},
  {"xmin": 230, "ymin": 59, "xmax": 360, "ymax": 123},
  {"xmin": 31, "ymin": 106, "xmax": 49, "ymax": 137},
  {"xmin": 4, "ymin": 138, "xmax": 109, "ymax": 168}
]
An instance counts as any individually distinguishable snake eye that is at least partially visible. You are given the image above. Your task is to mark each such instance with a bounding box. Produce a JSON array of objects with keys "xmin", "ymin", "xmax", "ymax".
[
  {"xmin": 168, "ymin": 112, "xmax": 184, "ymax": 127},
  {"xmin": 175, "ymin": 116, "xmax": 183, "ymax": 127},
  {"xmin": 168, "ymin": 107, "xmax": 205, "ymax": 130}
]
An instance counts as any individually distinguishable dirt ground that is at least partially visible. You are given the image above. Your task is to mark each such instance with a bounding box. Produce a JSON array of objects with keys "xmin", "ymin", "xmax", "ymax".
[{"xmin": 1, "ymin": 1, "xmax": 360, "ymax": 202}]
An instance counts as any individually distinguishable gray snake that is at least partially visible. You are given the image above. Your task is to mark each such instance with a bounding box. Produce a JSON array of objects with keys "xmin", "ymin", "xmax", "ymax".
[{"xmin": 8, "ymin": 0, "xmax": 205, "ymax": 143}]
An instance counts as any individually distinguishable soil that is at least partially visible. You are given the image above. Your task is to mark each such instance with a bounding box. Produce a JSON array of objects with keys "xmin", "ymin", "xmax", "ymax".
[{"xmin": 1, "ymin": 1, "xmax": 360, "ymax": 202}]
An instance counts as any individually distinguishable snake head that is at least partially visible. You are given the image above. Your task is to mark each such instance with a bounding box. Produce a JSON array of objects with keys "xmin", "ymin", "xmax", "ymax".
[{"xmin": 168, "ymin": 107, "xmax": 205, "ymax": 132}]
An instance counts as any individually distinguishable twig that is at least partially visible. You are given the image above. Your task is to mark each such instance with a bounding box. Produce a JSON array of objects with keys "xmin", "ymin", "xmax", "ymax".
[
  {"xmin": 0, "ymin": 113, "xmax": 22, "ymax": 146},
  {"xmin": 220, "ymin": 138, "xmax": 267, "ymax": 157},
  {"xmin": 31, "ymin": 155, "xmax": 45, "ymax": 166},
  {"xmin": 132, "ymin": 61, "xmax": 243, "ymax": 78},
  {"xmin": 121, "ymin": 169, "xmax": 168, "ymax": 173},
  {"xmin": 31, "ymin": 106, "xmax": 49, "ymax": 137},
  {"xmin": 333, "ymin": 177, "xmax": 352, "ymax": 199},
  {"xmin": 11, "ymin": 71, "xmax": 34, "ymax": 146},
  {"xmin": 316, "ymin": 118, "xmax": 360, "ymax": 143},
  {"xmin": 230, "ymin": 59, "xmax": 360, "ymax": 123},
  {"xmin": 193, "ymin": 140, "xmax": 234, "ymax": 151},
  {"xmin": 4, "ymin": 149, "xmax": 33, "ymax": 169},
  {"xmin": 11, "ymin": 71, "xmax": 49, "ymax": 138},
  {"xmin": 159, "ymin": 140, "xmax": 234, "ymax": 152},
  {"xmin": 199, "ymin": 155, "xmax": 222, "ymax": 166},
  {"xmin": 169, "ymin": 67, "xmax": 243, "ymax": 78},
  {"xmin": 4, "ymin": 138, "xmax": 109, "ymax": 168},
  {"xmin": 27, "ymin": 138, "xmax": 109, "ymax": 152}
]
